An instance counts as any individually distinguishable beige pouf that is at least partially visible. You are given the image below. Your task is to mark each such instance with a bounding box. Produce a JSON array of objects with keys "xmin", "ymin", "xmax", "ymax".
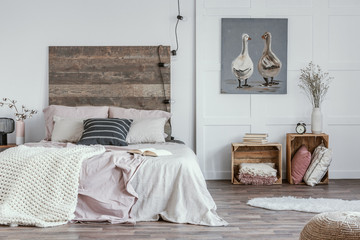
[{"xmin": 300, "ymin": 212, "xmax": 360, "ymax": 240}]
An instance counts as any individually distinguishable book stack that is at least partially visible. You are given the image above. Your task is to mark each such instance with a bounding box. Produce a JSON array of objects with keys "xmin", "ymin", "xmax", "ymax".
[{"xmin": 243, "ymin": 133, "xmax": 268, "ymax": 144}]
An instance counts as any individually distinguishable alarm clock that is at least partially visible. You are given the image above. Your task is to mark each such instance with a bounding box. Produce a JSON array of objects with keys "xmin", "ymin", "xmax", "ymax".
[{"xmin": 295, "ymin": 121, "xmax": 306, "ymax": 134}]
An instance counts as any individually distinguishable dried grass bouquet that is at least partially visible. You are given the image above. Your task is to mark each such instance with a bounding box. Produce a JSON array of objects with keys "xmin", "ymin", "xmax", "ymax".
[
  {"xmin": 298, "ymin": 62, "xmax": 333, "ymax": 108},
  {"xmin": 0, "ymin": 98, "xmax": 38, "ymax": 121}
]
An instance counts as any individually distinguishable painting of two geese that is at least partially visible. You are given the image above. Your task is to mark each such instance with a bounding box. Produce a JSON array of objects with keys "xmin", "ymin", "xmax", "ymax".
[{"xmin": 221, "ymin": 18, "xmax": 288, "ymax": 94}]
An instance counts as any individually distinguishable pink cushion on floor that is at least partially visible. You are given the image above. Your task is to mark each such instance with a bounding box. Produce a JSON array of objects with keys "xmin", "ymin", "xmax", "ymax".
[{"xmin": 291, "ymin": 145, "xmax": 312, "ymax": 184}]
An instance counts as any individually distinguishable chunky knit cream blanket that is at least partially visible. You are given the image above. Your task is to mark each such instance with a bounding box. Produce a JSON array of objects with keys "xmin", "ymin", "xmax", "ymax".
[{"xmin": 0, "ymin": 145, "xmax": 105, "ymax": 227}]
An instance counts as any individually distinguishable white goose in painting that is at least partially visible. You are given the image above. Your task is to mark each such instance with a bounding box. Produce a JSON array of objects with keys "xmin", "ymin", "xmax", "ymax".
[
  {"xmin": 232, "ymin": 33, "xmax": 253, "ymax": 88},
  {"xmin": 258, "ymin": 32, "xmax": 282, "ymax": 86}
]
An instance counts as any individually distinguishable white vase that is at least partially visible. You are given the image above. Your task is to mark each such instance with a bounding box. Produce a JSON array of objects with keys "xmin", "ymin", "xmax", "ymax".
[
  {"xmin": 16, "ymin": 120, "xmax": 25, "ymax": 145},
  {"xmin": 311, "ymin": 108, "xmax": 323, "ymax": 134}
]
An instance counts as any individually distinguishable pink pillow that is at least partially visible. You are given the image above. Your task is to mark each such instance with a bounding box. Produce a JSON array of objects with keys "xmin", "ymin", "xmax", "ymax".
[
  {"xmin": 109, "ymin": 106, "xmax": 171, "ymax": 120},
  {"xmin": 43, "ymin": 105, "xmax": 109, "ymax": 140},
  {"xmin": 291, "ymin": 145, "xmax": 312, "ymax": 184}
]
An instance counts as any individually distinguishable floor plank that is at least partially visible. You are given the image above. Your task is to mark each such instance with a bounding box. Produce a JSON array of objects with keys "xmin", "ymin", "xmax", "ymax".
[{"xmin": 0, "ymin": 179, "xmax": 359, "ymax": 240}]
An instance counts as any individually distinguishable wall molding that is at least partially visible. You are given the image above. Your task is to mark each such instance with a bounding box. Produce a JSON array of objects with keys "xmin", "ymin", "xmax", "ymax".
[
  {"xmin": 200, "ymin": 116, "xmax": 360, "ymax": 127},
  {"xmin": 327, "ymin": 116, "xmax": 360, "ymax": 125},
  {"xmin": 205, "ymin": 170, "xmax": 360, "ymax": 181},
  {"xmin": 205, "ymin": 170, "xmax": 231, "ymax": 180}
]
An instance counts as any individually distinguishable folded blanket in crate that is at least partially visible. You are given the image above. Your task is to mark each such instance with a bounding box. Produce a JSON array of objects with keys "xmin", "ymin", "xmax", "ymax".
[{"xmin": 238, "ymin": 163, "xmax": 277, "ymax": 185}]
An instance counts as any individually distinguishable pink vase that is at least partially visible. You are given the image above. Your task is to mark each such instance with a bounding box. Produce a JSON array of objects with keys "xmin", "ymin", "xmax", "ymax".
[{"xmin": 16, "ymin": 120, "xmax": 25, "ymax": 145}]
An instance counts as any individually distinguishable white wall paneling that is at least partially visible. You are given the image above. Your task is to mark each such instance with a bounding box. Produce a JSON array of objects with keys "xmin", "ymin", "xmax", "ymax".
[
  {"xmin": 203, "ymin": 125, "xmax": 251, "ymax": 179},
  {"xmin": 196, "ymin": 0, "xmax": 360, "ymax": 179},
  {"xmin": 329, "ymin": 0, "xmax": 360, "ymax": 9},
  {"xmin": 328, "ymin": 16, "xmax": 360, "ymax": 70},
  {"xmin": 0, "ymin": 0, "xmax": 196, "ymax": 149},
  {"xmin": 265, "ymin": 0, "xmax": 313, "ymax": 9},
  {"xmin": 327, "ymin": 125, "xmax": 360, "ymax": 178},
  {"xmin": 204, "ymin": 0, "xmax": 251, "ymax": 9}
]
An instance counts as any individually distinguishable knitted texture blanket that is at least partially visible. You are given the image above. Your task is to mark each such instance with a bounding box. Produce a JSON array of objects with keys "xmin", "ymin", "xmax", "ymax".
[{"xmin": 0, "ymin": 145, "xmax": 105, "ymax": 227}]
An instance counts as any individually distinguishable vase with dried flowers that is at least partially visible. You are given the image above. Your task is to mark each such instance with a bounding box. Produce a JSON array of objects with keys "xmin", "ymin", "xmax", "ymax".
[
  {"xmin": 0, "ymin": 98, "xmax": 38, "ymax": 145},
  {"xmin": 298, "ymin": 62, "xmax": 332, "ymax": 134}
]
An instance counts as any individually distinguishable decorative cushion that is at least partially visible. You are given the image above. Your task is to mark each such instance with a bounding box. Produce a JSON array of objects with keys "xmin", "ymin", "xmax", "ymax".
[
  {"xmin": 51, "ymin": 116, "xmax": 83, "ymax": 143},
  {"xmin": 77, "ymin": 118, "xmax": 132, "ymax": 146},
  {"xmin": 109, "ymin": 107, "xmax": 172, "ymax": 140},
  {"xmin": 300, "ymin": 212, "xmax": 360, "ymax": 240},
  {"xmin": 43, "ymin": 105, "xmax": 109, "ymax": 140},
  {"xmin": 126, "ymin": 118, "xmax": 167, "ymax": 144},
  {"xmin": 303, "ymin": 144, "xmax": 332, "ymax": 186},
  {"xmin": 109, "ymin": 107, "xmax": 171, "ymax": 121},
  {"xmin": 291, "ymin": 145, "xmax": 312, "ymax": 184}
]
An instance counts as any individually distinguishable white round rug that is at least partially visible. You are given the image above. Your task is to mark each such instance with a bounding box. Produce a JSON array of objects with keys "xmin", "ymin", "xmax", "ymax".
[{"xmin": 247, "ymin": 196, "xmax": 360, "ymax": 213}]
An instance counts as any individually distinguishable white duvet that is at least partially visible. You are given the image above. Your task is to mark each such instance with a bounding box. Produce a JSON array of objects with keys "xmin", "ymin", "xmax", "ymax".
[{"xmin": 129, "ymin": 142, "xmax": 227, "ymax": 226}]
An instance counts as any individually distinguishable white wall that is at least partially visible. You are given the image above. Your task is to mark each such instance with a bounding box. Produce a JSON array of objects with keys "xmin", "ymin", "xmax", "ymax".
[
  {"xmin": 1, "ymin": 0, "xmax": 359, "ymax": 180},
  {"xmin": 196, "ymin": 0, "xmax": 360, "ymax": 179},
  {"xmin": 0, "ymin": 0, "xmax": 195, "ymax": 149}
]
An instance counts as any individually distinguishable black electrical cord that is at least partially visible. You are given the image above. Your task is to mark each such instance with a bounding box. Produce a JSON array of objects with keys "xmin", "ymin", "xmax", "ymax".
[
  {"xmin": 172, "ymin": 0, "xmax": 182, "ymax": 56},
  {"xmin": 157, "ymin": 45, "xmax": 169, "ymax": 104},
  {"xmin": 157, "ymin": 45, "xmax": 172, "ymax": 137},
  {"xmin": 177, "ymin": 0, "xmax": 180, "ymax": 16},
  {"xmin": 173, "ymin": 19, "xmax": 180, "ymax": 53}
]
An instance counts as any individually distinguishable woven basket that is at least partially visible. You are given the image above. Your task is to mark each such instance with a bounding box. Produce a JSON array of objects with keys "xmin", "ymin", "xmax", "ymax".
[{"xmin": 300, "ymin": 212, "xmax": 360, "ymax": 240}]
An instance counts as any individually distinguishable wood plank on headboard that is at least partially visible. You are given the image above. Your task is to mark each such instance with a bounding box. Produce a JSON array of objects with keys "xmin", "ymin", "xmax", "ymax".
[{"xmin": 49, "ymin": 46, "xmax": 170, "ymax": 112}]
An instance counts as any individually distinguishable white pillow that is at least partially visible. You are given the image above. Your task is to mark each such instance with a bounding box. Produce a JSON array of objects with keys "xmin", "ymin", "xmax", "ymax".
[
  {"xmin": 109, "ymin": 107, "xmax": 171, "ymax": 120},
  {"xmin": 126, "ymin": 118, "xmax": 167, "ymax": 144},
  {"xmin": 303, "ymin": 144, "xmax": 332, "ymax": 187},
  {"xmin": 51, "ymin": 116, "xmax": 84, "ymax": 143},
  {"xmin": 43, "ymin": 105, "xmax": 109, "ymax": 140}
]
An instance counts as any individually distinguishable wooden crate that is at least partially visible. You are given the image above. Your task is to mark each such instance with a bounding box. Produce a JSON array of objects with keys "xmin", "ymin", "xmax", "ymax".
[
  {"xmin": 231, "ymin": 143, "xmax": 282, "ymax": 184},
  {"xmin": 286, "ymin": 133, "xmax": 329, "ymax": 184}
]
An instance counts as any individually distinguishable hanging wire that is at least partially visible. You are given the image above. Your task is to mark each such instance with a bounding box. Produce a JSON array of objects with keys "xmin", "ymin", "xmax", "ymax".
[
  {"xmin": 157, "ymin": 45, "xmax": 172, "ymax": 134},
  {"xmin": 174, "ymin": 19, "xmax": 180, "ymax": 53},
  {"xmin": 157, "ymin": 45, "xmax": 167, "ymax": 102},
  {"xmin": 177, "ymin": 0, "xmax": 180, "ymax": 16},
  {"xmin": 172, "ymin": 0, "xmax": 182, "ymax": 55}
]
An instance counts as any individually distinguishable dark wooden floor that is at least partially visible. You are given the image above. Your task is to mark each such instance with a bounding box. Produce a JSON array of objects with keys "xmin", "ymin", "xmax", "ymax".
[{"xmin": 1, "ymin": 179, "xmax": 359, "ymax": 240}]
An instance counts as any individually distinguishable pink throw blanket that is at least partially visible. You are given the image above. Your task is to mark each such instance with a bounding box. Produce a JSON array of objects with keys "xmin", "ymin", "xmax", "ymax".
[
  {"xmin": 74, "ymin": 149, "xmax": 146, "ymax": 223},
  {"xmin": 238, "ymin": 173, "xmax": 277, "ymax": 185}
]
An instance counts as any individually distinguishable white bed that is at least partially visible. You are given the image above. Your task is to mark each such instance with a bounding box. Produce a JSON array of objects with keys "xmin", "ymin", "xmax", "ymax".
[
  {"xmin": 0, "ymin": 140, "xmax": 227, "ymax": 227},
  {"xmin": 0, "ymin": 45, "xmax": 227, "ymax": 227}
]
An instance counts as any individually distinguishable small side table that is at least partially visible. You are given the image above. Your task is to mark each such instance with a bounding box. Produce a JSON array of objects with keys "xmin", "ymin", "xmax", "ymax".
[
  {"xmin": 231, "ymin": 142, "xmax": 282, "ymax": 184},
  {"xmin": 0, "ymin": 144, "xmax": 17, "ymax": 152}
]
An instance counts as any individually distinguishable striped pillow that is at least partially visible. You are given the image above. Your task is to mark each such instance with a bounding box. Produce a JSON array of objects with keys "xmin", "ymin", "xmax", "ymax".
[{"xmin": 77, "ymin": 118, "xmax": 133, "ymax": 146}]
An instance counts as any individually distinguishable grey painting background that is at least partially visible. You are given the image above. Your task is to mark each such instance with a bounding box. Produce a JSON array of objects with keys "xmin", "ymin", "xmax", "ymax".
[{"xmin": 221, "ymin": 18, "xmax": 288, "ymax": 94}]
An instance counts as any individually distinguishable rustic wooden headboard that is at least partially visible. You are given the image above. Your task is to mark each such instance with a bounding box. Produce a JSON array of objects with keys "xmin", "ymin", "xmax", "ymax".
[
  {"xmin": 49, "ymin": 46, "xmax": 171, "ymax": 137},
  {"xmin": 49, "ymin": 46, "xmax": 170, "ymax": 111}
]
